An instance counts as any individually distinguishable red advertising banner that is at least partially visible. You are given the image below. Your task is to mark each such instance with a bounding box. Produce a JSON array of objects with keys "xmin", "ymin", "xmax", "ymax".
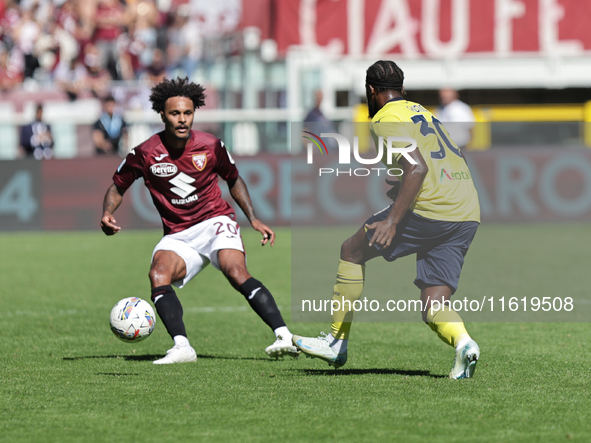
[
  {"xmin": 292, "ymin": 148, "xmax": 591, "ymax": 225},
  {"xmin": 0, "ymin": 157, "xmax": 291, "ymax": 232},
  {"xmin": 1, "ymin": 149, "xmax": 590, "ymax": 232},
  {"xmin": 273, "ymin": 0, "xmax": 591, "ymax": 57}
]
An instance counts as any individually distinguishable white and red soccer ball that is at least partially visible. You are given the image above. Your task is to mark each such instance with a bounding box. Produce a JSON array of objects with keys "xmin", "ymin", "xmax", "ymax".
[{"xmin": 109, "ymin": 297, "xmax": 156, "ymax": 342}]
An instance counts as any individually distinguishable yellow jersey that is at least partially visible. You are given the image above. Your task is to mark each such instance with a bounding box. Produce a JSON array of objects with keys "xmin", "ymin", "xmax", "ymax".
[{"xmin": 371, "ymin": 98, "xmax": 480, "ymax": 223}]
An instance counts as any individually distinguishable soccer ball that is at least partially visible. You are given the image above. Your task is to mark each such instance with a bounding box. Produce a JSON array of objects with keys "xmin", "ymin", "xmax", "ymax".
[{"xmin": 109, "ymin": 297, "xmax": 156, "ymax": 342}]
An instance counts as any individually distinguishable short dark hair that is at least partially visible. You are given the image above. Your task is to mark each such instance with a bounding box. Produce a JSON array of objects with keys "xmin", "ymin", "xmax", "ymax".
[
  {"xmin": 366, "ymin": 60, "xmax": 404, "ymax": 94},
  {"xmin": 149, "ymin": 77, "xmax": 206, "ymax": 114}
]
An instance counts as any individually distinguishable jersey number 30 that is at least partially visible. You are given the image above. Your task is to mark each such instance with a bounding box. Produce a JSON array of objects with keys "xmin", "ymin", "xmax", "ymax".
[{"xmin": 411, "ymin": 115, "xmax": 462, "ymax": 160}]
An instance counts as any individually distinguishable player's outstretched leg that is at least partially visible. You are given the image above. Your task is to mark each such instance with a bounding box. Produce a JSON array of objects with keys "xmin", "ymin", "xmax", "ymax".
[
  {"xmin": 422, "ymin": 286, "xmax": 479, "ymax": 379},
  {"xmin": 218, "ymin": 249, "xmax": 299, "ymax": 359},
  {"xmin": 292, "ymin": 259, "xmax": 365, "ymax": 368},
  {"xmin": 293, "ymin": 227, "xmax": 377, "ymax": 368}
]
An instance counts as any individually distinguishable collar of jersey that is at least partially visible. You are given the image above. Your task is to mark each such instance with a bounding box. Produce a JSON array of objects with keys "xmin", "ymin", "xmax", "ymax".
[{"xmin": 384, "ymin": 97, "xmax": 405, "ymax": 105}]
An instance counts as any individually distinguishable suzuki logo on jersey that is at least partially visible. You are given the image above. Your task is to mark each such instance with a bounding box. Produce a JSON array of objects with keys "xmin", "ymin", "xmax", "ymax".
[
  {"xmin": 169, "ymin": 172, "xmax": 197, "ymax": 201},
  {"xmin": 151, "ymin": 163, "xmax": 178, "ymax": 177},
  {"xmin": 192, "ymin": 154, "xmax": 207, "ymax": 171}
]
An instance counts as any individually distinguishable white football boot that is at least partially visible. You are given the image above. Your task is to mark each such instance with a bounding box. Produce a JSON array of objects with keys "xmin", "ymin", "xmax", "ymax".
[
  {"xmin": 153, "ymin": 343, "xmax": 197, "ymax": 365},
  {"xmin": 265, "ymin": 335, "xmax": 300, "ymax": 359},
  {"xmin": 292, "ymin": 332, "xmax": 347, "ymax": 368},
  {"xmin": 449, "ymin": 339, "xmax": 480, "ymax": 379}
]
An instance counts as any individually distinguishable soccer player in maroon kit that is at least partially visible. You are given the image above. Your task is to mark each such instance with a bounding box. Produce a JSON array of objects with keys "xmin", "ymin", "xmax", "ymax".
[{"xmin": 100, "ymin": 77, "xmax": 299, "ymax": 364}]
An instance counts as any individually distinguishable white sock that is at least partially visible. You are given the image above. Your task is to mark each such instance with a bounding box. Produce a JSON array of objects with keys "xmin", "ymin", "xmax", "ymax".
[
  {"xmin": 328, "ymin": 333, "xmax": 348, "ymax": 354},
  {"xmin": 274, "ymin": 326, "xmax": 292, "ymax": 341},
  {"xmin": 174, "ymin": 335, "xmax": 190, "ymax": 347}
]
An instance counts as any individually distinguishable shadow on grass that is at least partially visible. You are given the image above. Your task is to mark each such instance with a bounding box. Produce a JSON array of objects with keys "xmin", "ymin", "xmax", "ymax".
[
  {"xmin": 96, "ymin": 372, "xmax": 140, "ymax": 376},
  {"xmin": 294, "ymin": 368, "xmax": 447, "ymax": 378},
  {"xmin": 63, "ymin": 354, "xmax": 162, "ymax": 361},
  {"xmin": 197, "ymin": 354, "xmax": 271, "ymax": 361},
  {"xmin": 63, "ymin": 354, "xmax": 271, "ymax": 362}
]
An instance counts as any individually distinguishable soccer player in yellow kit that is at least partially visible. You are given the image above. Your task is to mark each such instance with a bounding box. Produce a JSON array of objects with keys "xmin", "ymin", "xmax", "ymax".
[{"xmin": 293, "ymin": 60, "xmax": 481, "ymax": 379}]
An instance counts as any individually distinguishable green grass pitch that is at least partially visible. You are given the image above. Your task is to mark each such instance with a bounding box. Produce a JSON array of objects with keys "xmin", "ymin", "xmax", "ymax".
[{"xmin": 1, "ymin": 226, "xmax": 590, "ymax": 442}]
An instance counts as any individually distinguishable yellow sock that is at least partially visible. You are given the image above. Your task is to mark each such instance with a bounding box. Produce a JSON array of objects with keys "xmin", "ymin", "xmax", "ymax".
[
  {"xmin": 330, "ymin": 260, "xmax": 365, "ymax": 340},
  {"xmin": 426, "ymin": 306, "xmax": 470, "ymax": 347}
]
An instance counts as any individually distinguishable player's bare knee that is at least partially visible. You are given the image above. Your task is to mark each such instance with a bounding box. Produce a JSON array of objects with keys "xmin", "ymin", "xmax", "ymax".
[
  {"xmin": 340, "ymin": 238, "xmax": 355, "ymax": 261},
  {"xmin": 340, "ymin": 239, "xmax": 364, "ymax": 264},
  {"xmin": 222, "ymin": 265, "xmax": 250, "ymax": 289},
  {"xmin": 149, "ymin": 263, "xmax": 171, "ymax": 287}
]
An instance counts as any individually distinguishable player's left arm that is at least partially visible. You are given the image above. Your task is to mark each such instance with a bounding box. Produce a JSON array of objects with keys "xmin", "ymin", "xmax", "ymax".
[
  {"xmin": 366, "ymin": 148, "xmax": 428, "ymax": 248},
  {"xmin": 227, "ymin": 175, "xmax": 275, "ymax": 246}
]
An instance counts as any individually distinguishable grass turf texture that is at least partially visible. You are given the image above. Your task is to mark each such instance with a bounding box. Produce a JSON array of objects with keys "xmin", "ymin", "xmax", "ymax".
[{"xmin": 0, "ymin": 226, "xmax": 590, "ymax": 442}]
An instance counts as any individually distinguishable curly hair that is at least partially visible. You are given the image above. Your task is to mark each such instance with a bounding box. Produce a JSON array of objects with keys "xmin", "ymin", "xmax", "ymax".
[
  {"xmin": 365, "ymin": 60, "xmax": 404, "ymax": 94},
  {"xmin": 149, "ymin": 77, "xmax": 206, "ymax": 114}
]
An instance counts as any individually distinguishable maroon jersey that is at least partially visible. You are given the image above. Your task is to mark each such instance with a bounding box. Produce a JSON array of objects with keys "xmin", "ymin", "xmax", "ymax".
[{"xmin": 113, "ymin": 130, "xmax": 239, "ymax": 235}]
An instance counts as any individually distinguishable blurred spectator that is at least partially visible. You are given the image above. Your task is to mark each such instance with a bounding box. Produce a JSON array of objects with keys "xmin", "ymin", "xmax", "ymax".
[
  {"xmin": 435, "ymin": 88, "xmax": 475, "ymax": 149},
  {"xmin": 0, "ymin": 42, "xmax": 22, "ymax": 91},
  {"xmin": 166, "ymin": 5, "xmax": 201, "ymax": 78},
  {"xmin": 93, "ymin": 94, "xmax": 128, "ymax": 155},
  {"xmin": 51, "ymin": 0, "xmax": 80, "ymax": 68},
  {"xmin": 14, "ymin": 5, "xmax": 40, "ymax": 80},
  {"xmin": 53, "ymin": 55, "xmax": 86, "ymax": 100},
  {"xmin": 74, "ymin": 0, "xmax": 96, "ymax": 44},
  {"xmin": 127, "ymin": 0, "xmax": 159, "ymax": 76},
  {"xmin": 144, "ymin": 47, "xmax": 165, "ymax": 83},
  {"xmin": 304, "ymin": 90, "xmax": 337, "ymax": 150},
  {"xmin": 20, "ymin": 103, "xmax": 54, "ymax": 159},
  {"xmin": 34, "ymin": 23, "xmax": 61, "ymax": 83},
  {"xmin": 1, "ymin": 0, "xmax": 22, "ymax": 52},
  {"xmin": 93, "ymin": 0, "xmax": 127, "ymax": 80},
  {"xmin": 54, "ymin": 0, "xmax": 80, "ymax": 38},
  {"xmin": 21, "ymin": 0, "xmax": 54, "ymax": 24},
  {"xmin": 80, "ymin": 42, "xmax": 112, "ymax": 96}
]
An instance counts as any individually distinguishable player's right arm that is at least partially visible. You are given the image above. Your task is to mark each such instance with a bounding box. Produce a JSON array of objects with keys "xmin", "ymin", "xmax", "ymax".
[
  {"xmin": 102, "ymin": 146, "xmax": 143, "ymax": 235},
  {"xmin": 100, "ymin": 183, "xmax": 125, "ymax": 235}
]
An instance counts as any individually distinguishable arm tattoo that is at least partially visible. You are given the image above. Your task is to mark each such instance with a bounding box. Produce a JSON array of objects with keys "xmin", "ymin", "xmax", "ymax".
[
  {"xmin": 103, "ymin": 184, "xmax": 124, "ymax": 214},
  {"xmin": 229, "ymin": 176, "xmax": 257, "ymax": 223}
]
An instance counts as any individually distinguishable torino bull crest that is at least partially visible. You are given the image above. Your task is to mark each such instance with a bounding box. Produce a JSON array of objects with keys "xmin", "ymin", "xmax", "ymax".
[{"xmin": 192, "ymin": 154, "xmax": 207, "ymax": 171}]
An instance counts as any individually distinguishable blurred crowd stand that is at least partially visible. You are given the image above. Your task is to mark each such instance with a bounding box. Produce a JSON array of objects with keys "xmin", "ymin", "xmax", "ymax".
[
  {"xmin": 0, "ymin": 0, "xmax": 210, "ymax": 159},
  {"xmin": 0, "ymin": 0, "xmax": 194, "ymax": 89}
]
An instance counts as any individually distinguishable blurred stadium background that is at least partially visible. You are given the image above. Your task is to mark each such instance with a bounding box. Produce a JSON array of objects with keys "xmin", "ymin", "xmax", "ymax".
[{"xmin": 2, "ymin": 0, "xmax": 591, "ymax": 230}]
